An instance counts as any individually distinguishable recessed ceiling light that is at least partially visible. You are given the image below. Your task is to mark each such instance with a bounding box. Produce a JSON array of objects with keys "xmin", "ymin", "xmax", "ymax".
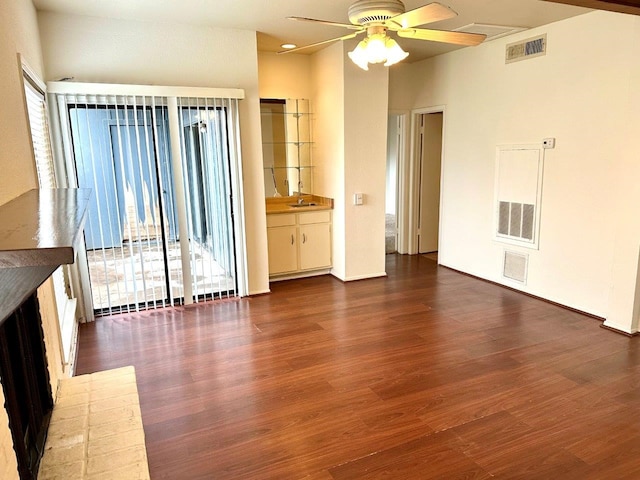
[{"xmin": 281, "ymin": 43, "xmax": 297, "ymax": 49}]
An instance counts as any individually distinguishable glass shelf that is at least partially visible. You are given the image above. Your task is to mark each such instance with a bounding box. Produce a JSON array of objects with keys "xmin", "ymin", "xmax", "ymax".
[
  {"xmin": 260, "ymin": 112, "xmax": 313, "ymax": 116},
  {"xmin": 261, "ymin": 142, "xmax": 314, "ymax": 145},
  {"xmin": 264, "ymin": 166, "xmax": 315, "ymax": 169},
  {"xmin": 261, "ymin": 98, "xmax": 313, "ymax": 197}
]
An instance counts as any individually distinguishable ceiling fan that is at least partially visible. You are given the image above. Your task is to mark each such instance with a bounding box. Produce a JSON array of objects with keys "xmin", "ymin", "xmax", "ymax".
[{"xmin": 279, "ymin": 0, "xmax": 486, "ymax": 70}]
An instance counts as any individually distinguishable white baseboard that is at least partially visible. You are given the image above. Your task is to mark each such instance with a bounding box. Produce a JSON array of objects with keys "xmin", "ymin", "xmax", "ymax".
[
  {"xmin": 248, "ymin": 288, "xmax": 271, "ymax": 296},
  {"xmin": 602, "ymin": 319, "xmax": 638, "ymax": 336},
  {"xmin": 340, "ymin": 272, "xmax": 387, "ymax": 282},
  {"xmin": 269, "ymin": 269, "xmax": 332, "ymax": 282}
]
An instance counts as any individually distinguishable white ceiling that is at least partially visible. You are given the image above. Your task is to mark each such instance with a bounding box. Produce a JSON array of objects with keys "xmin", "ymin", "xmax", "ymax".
[{"xmin": 31, "ymin": 0, "xmax": 592, "ymax": 62}]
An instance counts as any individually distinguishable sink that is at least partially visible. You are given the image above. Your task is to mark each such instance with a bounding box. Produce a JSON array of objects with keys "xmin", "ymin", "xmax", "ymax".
[{"xmin": 290, "ymin": 202, "xmax": 317, "ymax": 207}]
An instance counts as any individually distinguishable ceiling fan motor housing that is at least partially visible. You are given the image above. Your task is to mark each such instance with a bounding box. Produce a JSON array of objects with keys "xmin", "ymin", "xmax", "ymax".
[{"xmin": 348, "ymin": 0, "xmax": 406, "ymax": 25}]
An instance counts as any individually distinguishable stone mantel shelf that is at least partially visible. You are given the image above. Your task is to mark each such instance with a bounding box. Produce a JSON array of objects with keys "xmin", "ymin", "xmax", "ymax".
[{"xmin": 0, "ymin": 188, "xmax": 90, "ymax": 324}]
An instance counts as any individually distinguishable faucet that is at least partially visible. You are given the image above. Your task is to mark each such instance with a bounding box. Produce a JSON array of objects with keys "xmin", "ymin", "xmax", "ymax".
[{"xmin": 297, "ymin": 196, "xmax": 304, "ymax": 205}]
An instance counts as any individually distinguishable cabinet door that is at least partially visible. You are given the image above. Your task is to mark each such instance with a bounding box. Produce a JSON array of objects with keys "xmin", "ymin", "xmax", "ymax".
[
  {"xmin": 267, "ymin": 226, "xmax": 298, "ymax": 274},
  {"xmin": 299, "ymin": 223, "xmax": 331, "ymax": 270}
]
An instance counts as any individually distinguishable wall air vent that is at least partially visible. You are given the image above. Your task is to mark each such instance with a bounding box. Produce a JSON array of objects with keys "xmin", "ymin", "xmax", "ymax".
[
  {"xmin": 494, "ymin": 144, "xmax": 544, "ymax": 249},
  {"xmin": 506, "ymin": 34, "xmax": 547, "ymax": 64},
  {"xmin": 503, "ymin": 250, "xmax": 528, "ymax": 284},
  {"xmin": 498, "ymin": 201, "xmax": 535, "ymax": 241}
]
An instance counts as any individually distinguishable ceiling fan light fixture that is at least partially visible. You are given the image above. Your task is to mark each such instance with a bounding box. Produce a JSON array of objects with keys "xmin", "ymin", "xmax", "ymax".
[
  {"xmin": 365, "ymin": 33, "xmax": 389, "ymax": 64},
  {"xmin": 348, "ymin": 33, "xmax": 408, "ymax": 70},
  {"xmin": 348, "ymin": 39, "xmax": 371, "ymax": 70},
  {"xmin": 383, "ymin": 37, "xmax": 409, "ymax": 66}
]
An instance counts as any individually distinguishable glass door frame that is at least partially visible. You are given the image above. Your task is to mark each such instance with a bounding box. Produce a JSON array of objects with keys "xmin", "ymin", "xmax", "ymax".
[{"xmin": 48, "ymin": 82, "xmax": 248, "ymax": 321}]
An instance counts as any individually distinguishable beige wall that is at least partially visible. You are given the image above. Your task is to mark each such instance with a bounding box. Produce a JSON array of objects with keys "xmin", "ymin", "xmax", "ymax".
[
  {"xmin": 311, "ymin": 43, "xmax": 347, "ymax": 278},
  {"xmin": 309, "ymin": 42, "xmax": 388, "ymax": 281},
  {"xmin": 0, "ymin": 387, "xmax": 19, "ymax": 480},
  {"xmin": 389, "ymin": 10, "xmax": 640, "ymax": 333},
  {"xmin": 342, "ymin": 45, "xmax": 388, "ymax": 280},
  {"xmin": 0, "ymin": 1, "xmax": 64, "ymax": 478},
  {"xmin": 258, "ymin": 52, "xmax": 312, "ymax": 99},
  {"xmin": 262, "ymin": 42, "xmax": 389, "ymax": 282},
  {"xmin": 0, "ymin": 0, "xmax": 40, "ymax": 204},
  {"xmin": 38, "ymin": 11, "xmax": 270, "ymax": 295}
]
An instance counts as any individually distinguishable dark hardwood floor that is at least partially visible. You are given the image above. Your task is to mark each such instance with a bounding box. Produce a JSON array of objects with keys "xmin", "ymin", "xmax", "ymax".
[{"xmin": 76, "ymin": 254, "xmax": 640, "ymax": 479}]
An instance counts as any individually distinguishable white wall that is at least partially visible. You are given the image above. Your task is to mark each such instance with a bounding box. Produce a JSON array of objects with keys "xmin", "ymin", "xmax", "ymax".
[
  {"xmin": 390, "ymin": 10, "xmax": 640, "ymax": 332},
  {"xmin": 38, "ymin": 12, "xmax": 270, "ymax": 295}
]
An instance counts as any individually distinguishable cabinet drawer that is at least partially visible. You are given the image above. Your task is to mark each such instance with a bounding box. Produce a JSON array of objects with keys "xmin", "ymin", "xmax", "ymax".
[
  {"xmin": 267, "ymin": 213, "xmax": 296, "ymax": 227},
  {"xmin": 298, "ymin": 210, "xmax": 331, "ymax": 225}
]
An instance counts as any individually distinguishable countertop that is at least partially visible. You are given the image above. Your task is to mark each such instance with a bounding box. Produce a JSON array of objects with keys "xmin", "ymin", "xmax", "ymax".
[{"xmin": 266, "ymin": 195, "xmax": 333, "ymax": 214}]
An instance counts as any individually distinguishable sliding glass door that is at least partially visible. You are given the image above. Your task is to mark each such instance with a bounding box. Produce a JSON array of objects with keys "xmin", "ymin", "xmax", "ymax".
[
  {"xmin": 178, "ymin": 99, "xmax": 237, "ymax": 302},
  {"xmin": 69, "ymin": 103, "xmax": 171, "ymax": 313},
  {"xmin": 50, "ymin": 87, "xmax": 245, "ymax": 316}
]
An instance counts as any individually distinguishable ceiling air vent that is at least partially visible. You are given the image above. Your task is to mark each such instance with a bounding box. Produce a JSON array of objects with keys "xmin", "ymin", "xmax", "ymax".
[
  {"xmin": 454, "ymin": 23, "xmax": 527, "ymax": 42},
  {"xmin": 506, "ymin": 34, "xmax": 547, "ymax": 64}
]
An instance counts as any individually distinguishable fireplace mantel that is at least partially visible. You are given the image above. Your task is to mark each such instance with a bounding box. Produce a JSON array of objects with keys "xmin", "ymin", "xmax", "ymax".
[{"xmin": 0, "ymin": 188, "xmax": 90, "ymax": 325}]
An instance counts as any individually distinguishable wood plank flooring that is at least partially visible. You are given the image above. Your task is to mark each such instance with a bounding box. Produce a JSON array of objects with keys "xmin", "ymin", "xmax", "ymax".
[{"xmin": 75, "ymin": 254, "xmax": 640, "ymax": 479}]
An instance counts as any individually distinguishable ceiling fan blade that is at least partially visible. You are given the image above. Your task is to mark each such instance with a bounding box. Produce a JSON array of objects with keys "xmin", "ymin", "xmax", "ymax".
[
  {"xmin": 398, "ymin": 28, "xmax": 486, "ymax": 46},
  {"xmin": 388, "ymin": 2, "xmax": 457, "ymax": 30},
  {"xmin": 278, "ymin": 31, "xmax": 363, "ymax": 54},
  {"xmin": 287, "ymin": 16, "xmax": 361, "ymax": 30}
]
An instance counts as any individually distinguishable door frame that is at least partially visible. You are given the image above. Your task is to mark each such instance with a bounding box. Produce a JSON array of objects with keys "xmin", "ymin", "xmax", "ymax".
[
  {"xmin": 386, "ymin": 111, "xmax": 404, "ymax": 255},
  {"xmin": 405, "ymin": 106, "xmax": 446, "ymax": 255},
  {"xmin": 48, "ymin": 82, "xmax": 248, "ymax": 320}
]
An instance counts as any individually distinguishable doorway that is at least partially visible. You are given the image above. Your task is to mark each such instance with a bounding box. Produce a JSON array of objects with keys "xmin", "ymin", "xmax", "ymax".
[
  {"xmin": 385, "ymin": 114, "xmax": 402, "ymax": 254},
  {"xmin": 417, "ymin": 112, "xmax": 443, "ymax": 255},
  {"xmin": 399, "ymin": 108, "xmax": 444, "ymax": 256}
]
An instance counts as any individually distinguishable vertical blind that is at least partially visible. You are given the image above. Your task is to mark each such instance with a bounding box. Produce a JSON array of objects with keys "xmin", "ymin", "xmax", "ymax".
[{"xmin": 49, "ymin": 84, "xmax": 246, "ymax": 316}]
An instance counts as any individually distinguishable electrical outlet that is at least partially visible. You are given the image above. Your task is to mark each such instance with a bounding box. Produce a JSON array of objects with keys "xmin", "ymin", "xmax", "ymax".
[{"xmin": 542, "ymin": 138, "xmax": 556, "ymax": 149}]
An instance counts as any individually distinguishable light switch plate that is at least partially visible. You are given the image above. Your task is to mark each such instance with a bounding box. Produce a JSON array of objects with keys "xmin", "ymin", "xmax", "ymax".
[{"xmin": 542, "ymin": 138, "xmax": 555, "ymax": 149}]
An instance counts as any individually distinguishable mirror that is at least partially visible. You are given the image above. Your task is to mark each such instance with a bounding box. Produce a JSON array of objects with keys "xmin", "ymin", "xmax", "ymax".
[{"xmin": 261, "ymin": 98, "xmax": 312, "ymax": 197}]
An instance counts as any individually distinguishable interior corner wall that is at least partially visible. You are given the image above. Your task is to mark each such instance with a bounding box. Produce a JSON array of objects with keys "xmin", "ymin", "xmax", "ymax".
[
  {"xmin": 389, "ymin": 10, "xmax": 640, "ymax": 330},
  {"xmin": 311, "ymin": 42, "xmax": 346, "ymax": 280},
  {"xmin": 37, "ymin": 11, "xmax": 270, "ymax": 295},
  {"xmin": 310, "ymin": 41, "xmax": 388, "ymax": 282},
  {"xmin": 342, "ymin": 44, "xmax": 388, "ymax": 281}
]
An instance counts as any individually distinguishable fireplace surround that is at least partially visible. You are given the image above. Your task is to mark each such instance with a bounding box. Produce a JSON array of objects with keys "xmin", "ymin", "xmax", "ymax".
[
  {"xmin": 0, "ymin": 293, "xmax": 53, "ymax": 479},
  {"xmin": 0, "ymin": 188, "xmax": 89, "ymax": 480}
]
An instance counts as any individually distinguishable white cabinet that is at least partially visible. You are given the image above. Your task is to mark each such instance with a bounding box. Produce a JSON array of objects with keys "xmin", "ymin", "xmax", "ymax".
[
  {"xmin": 267, "ymin": 210, "xmax": 331, "ymax": 276},
  {"xmin": 267, "ymin": 214, "xmax": 297, "ymax": 275}
]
